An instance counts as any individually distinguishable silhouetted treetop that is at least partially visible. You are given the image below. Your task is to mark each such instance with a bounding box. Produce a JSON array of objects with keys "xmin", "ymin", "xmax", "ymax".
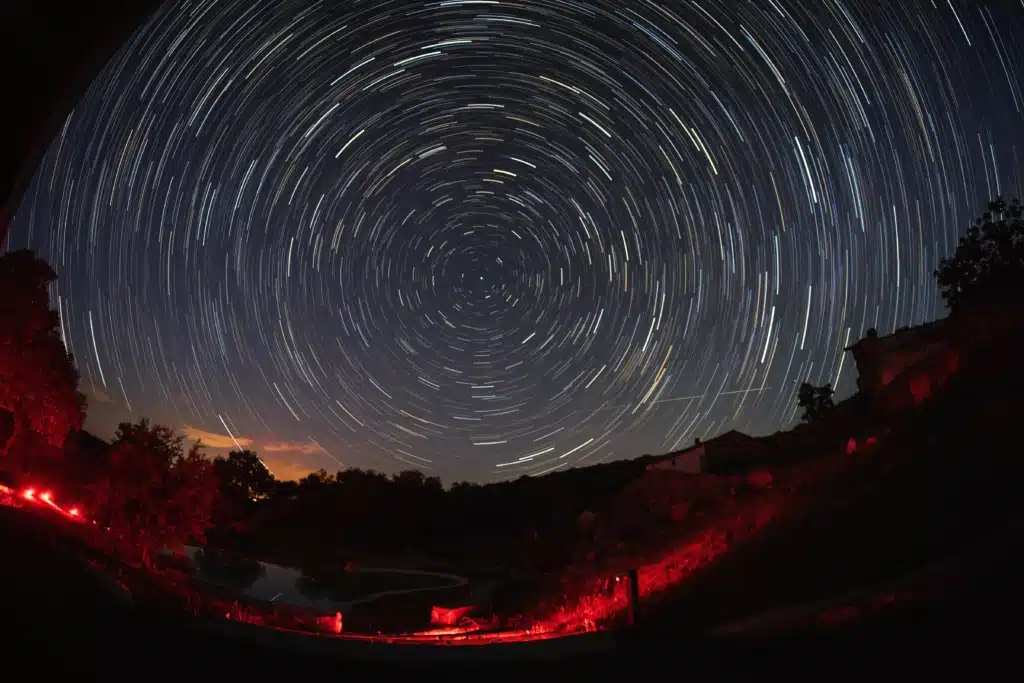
[
  {"xmin": 93, "ymin": 419, "xmax": 218, "ymax": 565},
  {"xmin": 797, "ymin": 382, "xmax": 834, "ymax": 422},
  {"xmin": 935, "ymin": 196, "xmax": 1024, "ymax": 310}
]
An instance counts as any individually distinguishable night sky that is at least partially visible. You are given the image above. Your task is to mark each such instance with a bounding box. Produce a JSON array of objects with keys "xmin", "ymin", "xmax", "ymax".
[{"xmin": 7, "ymin": 0, "xmax": 1024, "ymax": 483}]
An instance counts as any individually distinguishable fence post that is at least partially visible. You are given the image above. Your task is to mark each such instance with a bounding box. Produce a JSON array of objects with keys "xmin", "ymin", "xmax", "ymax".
[{"xmin": 627, "ymin": 568, "xmax": 640, "ymax": 626}]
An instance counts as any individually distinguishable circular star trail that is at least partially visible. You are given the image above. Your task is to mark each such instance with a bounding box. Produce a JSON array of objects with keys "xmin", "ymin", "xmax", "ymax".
[{"xmin": 9, "ymin": 0, "xmax": 1024, "ymax": 482}]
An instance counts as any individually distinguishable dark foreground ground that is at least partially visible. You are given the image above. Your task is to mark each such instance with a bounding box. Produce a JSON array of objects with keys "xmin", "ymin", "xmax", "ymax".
[{"xmin": 3, "ymin": 505, "xmax": 1020, "ymax": 679}]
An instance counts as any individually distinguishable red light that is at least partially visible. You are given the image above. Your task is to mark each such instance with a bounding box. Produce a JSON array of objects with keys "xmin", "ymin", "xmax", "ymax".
[
  {"xmin": 40, "ymin": 491, "xmax": 52, "ymax": 503},
  {"xmin": 431, "ymin": 606, "xmax": 472, "ymax": 627},
  {"xmin": 22, "ymin": 488, "xmax": 35, "ymax": 499},
  {"xmin": 69, "ymin": 508, "xmax": 80, "ymax": 517}
]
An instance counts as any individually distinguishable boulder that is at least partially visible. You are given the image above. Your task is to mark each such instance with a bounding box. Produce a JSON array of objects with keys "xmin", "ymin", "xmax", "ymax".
[{"xmin": 430, "ymin": 604, "xmax": 475, "ymax": 627}]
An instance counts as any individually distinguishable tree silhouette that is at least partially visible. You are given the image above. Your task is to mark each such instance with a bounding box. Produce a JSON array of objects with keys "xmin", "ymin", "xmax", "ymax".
[
  {"xmin": 935, "ymin": 196, "xmax": 1024, "ymax": 310},
  {"xmin": 193, "ymin": 456, "xmax": 657, "ymax": 574},
  {"xmin": 214, "ymin": 449, "xmax": 276, "ymax": 499},
  {"xmin": 0, "ymin": 249, "xmax": 84, "ymax": 471},
  {"xmin": 210, "ymin": 449, "xmax": 276, "ymax": 534},
  {"xmin": 797, "ymin": 382, "xmax": 835, "ymax": 422},
  {"xmin": 92, "ymin": 419, "xmax": 218, "ymax": 565}
]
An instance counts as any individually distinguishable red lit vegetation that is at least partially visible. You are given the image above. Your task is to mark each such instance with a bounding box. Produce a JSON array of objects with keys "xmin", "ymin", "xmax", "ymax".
[
  {"xmin": 0, "ymin": 250, "xmax": 84, "ymax": 476},
  {"xmin": 477, "ymin": 300, "xmax": 1024, "ymax": 637},
  {"xmin": 90, "ymin": 420, "xmax": 218, "ymax": 566},
  {"xmin": 4, "ymin": 196, "xmax": 1024, "ymax": 645},
  {"xmin": 3, "ymin": 311, "xmax": 1020, "ymax": 644},
  {"xmin": 539, "ymin": 309, "xmax": 1024, "ymax": 638}
]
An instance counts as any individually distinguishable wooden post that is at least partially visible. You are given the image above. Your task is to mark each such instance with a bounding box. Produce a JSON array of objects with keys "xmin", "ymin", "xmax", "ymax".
[{"xmin": 627, "ymin": 568, "xmax": 640, "ymax": 626}]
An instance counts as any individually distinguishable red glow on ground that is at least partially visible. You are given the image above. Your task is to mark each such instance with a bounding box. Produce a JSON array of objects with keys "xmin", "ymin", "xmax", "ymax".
[
  {"xmin": 2, "ymin": 478, "xmax": 773, "ymax": 649},
  {"xmin": 1, "ymin": 469, "xmax": 800, "ymax": 647},
  {"xmin": 39, "ymin": 491, "xmax": 62, "ymax": 511},
  {"xmin": 2, "ymin": 483, "xmax": 85, "ymax": 523},
  {"xmin": 316, "ymin": 612, "xmax": 343, "ymax": 634},
  {"xmin": 190, "ymin": 489, "xmax": 792, "ymax": 646},
  {"xmin": 510, "ymin": 501, "xmax": 782, "ymax": 639}
]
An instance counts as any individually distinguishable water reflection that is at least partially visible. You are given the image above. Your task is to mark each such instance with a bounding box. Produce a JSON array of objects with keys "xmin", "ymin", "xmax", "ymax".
[
  {"xmin": 184, "ymin": 547, "xmax": 467, "ymax": 618},
  {"xmin": 185, "ymin": 547, "xmax": 348, "ymax": 613},
  {"xmin": 192, "ymin": 548, "xmax": 266, "ymax": 590},
  {"xmin": 296, "ymin": 574, "xmax": 333, "ymax": 602}
]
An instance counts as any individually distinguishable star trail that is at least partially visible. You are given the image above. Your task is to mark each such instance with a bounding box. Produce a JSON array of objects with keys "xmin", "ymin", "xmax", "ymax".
[{"xmin": 8, "ymin": 0, "xmax": 1024, "ymax": 483}]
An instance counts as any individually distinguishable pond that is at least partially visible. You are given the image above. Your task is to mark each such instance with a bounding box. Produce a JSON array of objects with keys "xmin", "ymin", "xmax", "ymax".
[{"xmin": 182, "ymin": 547, "xmax": 466, "ymax": 615}]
